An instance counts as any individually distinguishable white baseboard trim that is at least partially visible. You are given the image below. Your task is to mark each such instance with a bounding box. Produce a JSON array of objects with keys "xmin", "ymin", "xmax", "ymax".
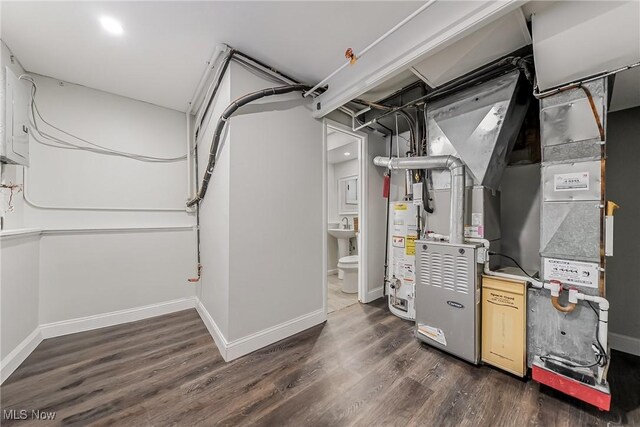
[
  {"xmin": 195, "ymin": 300, "xmax": 229, "ymax": 361},
  {"xmin": 610, "ymin": 332, "xmax": 640, "ymax": 356},
  {"xmin": 1, "ymin": 328, "xmax": 42, "ymax": 384},
  {"xmin": 195, "ymin": 302, "xmax": 326, "ymax": 362},
  {"xmin": 225, "ymin": 308, "xmax": 326, "ymax": 362},
  {"xmin": 328, "ymin": 269, "xmax": 338, "ymax": 276},
  {"xmin": 363, "ymin": 286, "xmax": 384, "ymax": 304},
  {"xmin": 40, "ymin": 297, "xmax": 197, "ymax": 339}
]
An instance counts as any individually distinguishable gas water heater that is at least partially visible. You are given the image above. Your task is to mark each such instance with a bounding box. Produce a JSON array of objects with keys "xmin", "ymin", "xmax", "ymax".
[{"xmin": 387, "ymin": 201, "xmax": 418, "ymax": 320}]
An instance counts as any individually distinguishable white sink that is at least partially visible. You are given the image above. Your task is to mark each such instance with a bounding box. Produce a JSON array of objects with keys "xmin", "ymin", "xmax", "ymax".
[
  {"xmin": 328, "ymin": 228, "xmax": 356, "ymax": 239},
  {"xmin": 328, "ymin": 228, "xmax": 356, "ymax": 279}
]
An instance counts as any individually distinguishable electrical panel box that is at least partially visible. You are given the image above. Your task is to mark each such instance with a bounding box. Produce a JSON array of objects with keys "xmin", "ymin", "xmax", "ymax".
[{"xmin": 2, "ymin": 67, "xmax": 30, "ymax": 166}]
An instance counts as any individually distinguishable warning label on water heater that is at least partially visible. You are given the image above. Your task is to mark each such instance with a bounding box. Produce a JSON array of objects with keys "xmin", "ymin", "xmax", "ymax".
[
  {"xmin": 543, "ymin": 258, "xmax": 600, "ymax": 288},
  {"xmin": 554, "ymin": 172, "xmax": 589, "ymax": 191}
]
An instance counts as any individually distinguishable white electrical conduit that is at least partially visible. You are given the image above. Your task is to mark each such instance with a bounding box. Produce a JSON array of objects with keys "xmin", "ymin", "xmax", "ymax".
[
  {"xmin": 534, "ymin": 61, "xmax": 640, "ymax": 99},
  {"xmin": 21, "ymin": 169, "xmax": 185, "ymax": 212},
  {"xmin": 193, "ymin": 47, "xmax": 234, "ymax": 136},
  {"xmin": 374, "ymin": 155, "xmax": 465, "ymax": 244},
  {"xmin": 303, "ymin": 0, "xmax": 438, "ymax": 97},
  {"xmin": 18, "ymin": 76, "xmax": 188, "ymax": 212},
  {"xmin": 186, "ymin": 112, "xmax": 193, "ymax": 205},
  {"xmin": 428, "ymin": 232, "xmax": 610, "ymax": 383},
  {"xmin": 188, "ymin": 44, "xmax": 228, "ymax": 115}
]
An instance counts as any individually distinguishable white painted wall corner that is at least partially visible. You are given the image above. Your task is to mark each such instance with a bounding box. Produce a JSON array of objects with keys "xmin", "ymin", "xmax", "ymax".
[
  {"xmin": 0, "ymin": 328, "xmax": 43, "ymax": 384},
  {"xmin": 364, "ymin": 286, "xmax": 384, "ymax": 304},
  {"xmin": 197, "ymin": 301, "xmax": 326, "ymax": 362}
]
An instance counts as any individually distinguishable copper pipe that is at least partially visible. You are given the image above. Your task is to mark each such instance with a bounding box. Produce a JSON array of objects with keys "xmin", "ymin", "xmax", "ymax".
[
  {"xmin": 579, "ymin": 86, "xmax": 605, "ymax": 141},
  {"xmin": 551, "ymin": 295, "xmax": 576, "ymax": 313},
  {"xmin": 536, "ymin": 82, "xmax": 605, "ymax": 143}
]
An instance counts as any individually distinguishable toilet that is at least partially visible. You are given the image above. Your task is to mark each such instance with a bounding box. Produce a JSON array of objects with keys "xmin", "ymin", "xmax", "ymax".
[{"xmin": 337, "ymin": 255, "xmax": 359, "ymax": 294}]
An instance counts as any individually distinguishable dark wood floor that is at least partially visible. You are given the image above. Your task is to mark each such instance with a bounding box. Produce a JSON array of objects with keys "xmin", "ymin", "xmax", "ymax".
[{"xmin": 2, "ymin": 300, "xmax": 639, "ymax": 426}]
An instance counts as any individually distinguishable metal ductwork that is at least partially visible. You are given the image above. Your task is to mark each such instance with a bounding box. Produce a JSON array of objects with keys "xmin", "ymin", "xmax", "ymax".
[
  {"xmin": 427, "ymin": 70, "xmax": 530, "ymax": 191},
  {"xmin": 373, "ymin": 155, "xmax": 465, "ymax": 244}
]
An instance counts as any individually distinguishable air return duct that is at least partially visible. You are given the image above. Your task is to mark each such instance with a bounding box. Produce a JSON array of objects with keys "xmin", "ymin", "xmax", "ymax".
[{"xmin": 427, "ymin": 70, "xmax": 530, "ymax": 191}]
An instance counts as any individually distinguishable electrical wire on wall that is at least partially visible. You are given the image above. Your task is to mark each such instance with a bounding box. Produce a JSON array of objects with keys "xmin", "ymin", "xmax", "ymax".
[
  {"xmin": 0, "ymin": 182, "xmax": 23, "ymax": 213},
  {"xmin": 19, "ymin": 75, "xmax": 188, "ymax": 163}
]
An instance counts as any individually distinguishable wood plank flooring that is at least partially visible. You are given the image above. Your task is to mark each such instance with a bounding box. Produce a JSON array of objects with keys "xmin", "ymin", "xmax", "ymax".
[
  {"xmin": 327, "ymin": 273, "xmax": 358, "ymax": 314},
  {"xmin": 2, "ymin": 300, "xmax": 639, "ymax": 426}
]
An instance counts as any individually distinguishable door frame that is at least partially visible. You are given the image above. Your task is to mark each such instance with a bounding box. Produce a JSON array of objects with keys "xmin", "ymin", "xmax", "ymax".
[{"xmin": 322, "ymin": 119, "xmax": 369, "ymax": 315}]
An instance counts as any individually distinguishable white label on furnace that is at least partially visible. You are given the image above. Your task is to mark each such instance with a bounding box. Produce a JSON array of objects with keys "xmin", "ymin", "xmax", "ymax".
[
  {"xmin": 471, "ymin": 212, "xmax": 483, "ymax": 226},
  {"xmin": 412, "ymin": 182, "xmax": 423, "ymax": 206},
  {"xmin": 464, "ymin": 225, "xmax": 484, "ymax": 238},
  {"xmin": 554, "ymin": 172, "xmax": 589, "ymax": 191},
  {"xmin": 543, "ymin": 258, "xmax": 599, "ymax": 288},
  {"xmin": 417, "ymin": 325, "xmax": 447, "ymax": 346}
]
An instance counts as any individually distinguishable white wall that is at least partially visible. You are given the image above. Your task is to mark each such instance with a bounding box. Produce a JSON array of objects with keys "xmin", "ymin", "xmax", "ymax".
[
  {"xmin": 1, "ymin": 40, "xmax": 26, "ymax": 229},
  {"xmin": 330, "ymin": 158, "xmax": 359, "ymax": 222},
  {"xmin": 229, "ymin": 106, "xmax": 323, "ymax": 341},
  {"xmin": 606, "ymin": 106, "xmax": 640, "ymax": 355},
  {"xmin": 197, "ymin": 70, "xmax": 232, "ymax": 338},
  {"xmin": 0, "ymin": 234, "xmax": 39, "ymax": 361},
  {"xmin": 1, "ymin": 41, "xmax": 196, "ymax": 380},
  {"xmin": 25, "ymin": 74, "xmax": 196, "ymax": 325},
  {"xmin": 364, "ymin": 131, "xmax": 388, "ymax": 301},
  {"xmin": 0, "ymin": 42, "xmax": 39, "ymax": 380},
  {"xmin": 24, "ymin": 75, "xmax": 192, "ymax": 229},
  {"xmin": 197, "ymin": 61, "xmax": 324, "ymax": 358},
  {"xmin": 39, "ymin": 229, "xmax": 195, "ymax": 324}
]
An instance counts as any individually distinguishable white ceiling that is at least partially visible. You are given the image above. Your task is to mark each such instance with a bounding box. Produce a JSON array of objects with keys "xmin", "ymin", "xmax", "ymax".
[
  {"xmin": 1, "ymin": 1, "xmax": 421, "ymax": 112},
  {"xmin": 327, "ymin": 130, "xmax": 358, "ymax": 164}
]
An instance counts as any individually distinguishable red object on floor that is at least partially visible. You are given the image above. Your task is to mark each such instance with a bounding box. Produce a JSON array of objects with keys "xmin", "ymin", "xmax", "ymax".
[
  {"xmin": 383, "ymin": 174, "xmax": 390, "ymax": 198},
  {"xmin": 532, "ymin": 364, "xmax": 611, "ymax": 411}
]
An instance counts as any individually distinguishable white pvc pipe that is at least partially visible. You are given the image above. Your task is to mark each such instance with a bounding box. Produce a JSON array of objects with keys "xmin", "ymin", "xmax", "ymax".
[
  {"xmin": 303, "ymin": 0, "xmax": 438, "ymax": 97},
  {"xmin": 188, "ymin": 44, "xmax": 227, "ymax": 115},
  {"xmin": 186, "ymin": 44, "xmax": 228, "ymax": 204},
  {"xmin": 22, "ymin": 169, "xmax": 185, "ymax": 212},
  {"xmin": 569, "ymin": 290, "xmax": 610, "ymax": 383},
  {"xmin": 193, "ymin": 47, "xmax": 234, "ymax": 139},
  {"xmin": 185, "ymin": 111, "xmax": 192, "ymax": 203}
]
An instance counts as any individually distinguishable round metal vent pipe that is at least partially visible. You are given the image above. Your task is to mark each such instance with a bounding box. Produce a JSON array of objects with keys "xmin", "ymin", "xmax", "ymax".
[{"xmin": 374, "ymin": 155, "xmax": 465, "ymax": 244}]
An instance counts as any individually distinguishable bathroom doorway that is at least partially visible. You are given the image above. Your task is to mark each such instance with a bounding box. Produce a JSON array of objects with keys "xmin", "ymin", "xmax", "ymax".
[{"xmin": 323, "ymin": 120, "xmax": 367, "ymax": 314}]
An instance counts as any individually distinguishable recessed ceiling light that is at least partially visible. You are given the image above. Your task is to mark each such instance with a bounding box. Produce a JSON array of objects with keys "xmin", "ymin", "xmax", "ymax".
[
  {"xmin": 99, "ymin": 16, "xmax": 124, "ymax": 35},
  {"xmin": 344, "ymin": 152, "xmax": 351, "ymax": 156}
]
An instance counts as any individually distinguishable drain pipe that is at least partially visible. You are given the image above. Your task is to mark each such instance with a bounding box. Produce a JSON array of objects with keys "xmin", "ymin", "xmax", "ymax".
[{"xmin": 374, "ymin": 155, "xmax": 465, "ymax": 244}]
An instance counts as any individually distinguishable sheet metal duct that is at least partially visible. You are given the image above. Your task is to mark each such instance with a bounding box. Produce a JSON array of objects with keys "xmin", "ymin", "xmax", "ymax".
[
  {"xmin": 427, "ymin": 70, "xmax": 529, "ymax": 191},
  {"xmin": 411, "ymin": 9, "xmax": 531, "ymax": 88},
  {"xmin": 532, "ymin": 0, "xmax": 640, "ymax": 92}
]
